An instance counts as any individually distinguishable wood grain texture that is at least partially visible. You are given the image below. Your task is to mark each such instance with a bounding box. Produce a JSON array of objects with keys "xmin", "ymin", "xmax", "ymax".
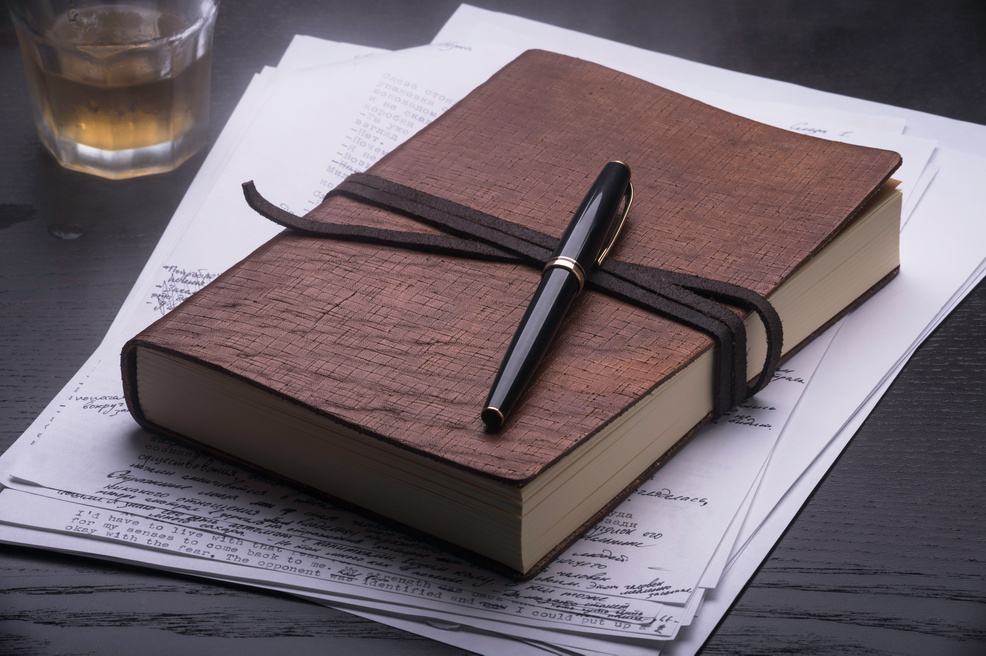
[
  {"xmin": 1, "ymin": 545, "xmax": 467, "ymax": 655},
  {"xmin": 2, "ymin": 1, "xmax": 984, "ymax": 654},
  {"xmin": 705, "ymin": 280, "xmax": 986, "ymax": 655}
]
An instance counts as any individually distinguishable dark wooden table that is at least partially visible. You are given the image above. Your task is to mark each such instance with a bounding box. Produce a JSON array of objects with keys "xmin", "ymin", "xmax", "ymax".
[{"xmin": 2, "ymin": 2, "xmax": 984, "ymax": 654}]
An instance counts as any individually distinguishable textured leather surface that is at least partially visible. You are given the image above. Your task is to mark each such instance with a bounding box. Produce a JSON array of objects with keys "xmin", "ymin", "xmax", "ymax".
[
  {"xmin": 125, "ymin": 50, "xmax": 901, "ymax": 483},
  {"xmin": 243, "ymin": 172, "xmax": 783, "ymax": 420}
]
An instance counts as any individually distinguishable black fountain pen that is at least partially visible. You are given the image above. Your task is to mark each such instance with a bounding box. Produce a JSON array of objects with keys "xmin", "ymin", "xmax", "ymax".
[{"xmin": 481, "ymin": 161, "xmax": 633, "ymax": 430}]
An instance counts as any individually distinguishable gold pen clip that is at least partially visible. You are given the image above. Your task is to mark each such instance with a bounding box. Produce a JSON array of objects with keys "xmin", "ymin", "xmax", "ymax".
[{"xmin": 595, "ymin": 180, "xmax": 633, "ymax": 266}]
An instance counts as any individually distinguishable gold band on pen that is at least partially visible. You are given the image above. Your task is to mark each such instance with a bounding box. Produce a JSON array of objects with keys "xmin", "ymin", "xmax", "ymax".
[{"xmin": 543, "ymin": 256, "xmax": 586, "ymax": 291}]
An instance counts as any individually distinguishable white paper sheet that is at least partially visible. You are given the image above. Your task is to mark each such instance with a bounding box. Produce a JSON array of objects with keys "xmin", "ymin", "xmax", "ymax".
[
  {"xmin": 3, "ymin": 8, "xmax": 984, "ymax": 655},
  {"xmin": 430, "ymin": 7, "xmax": 986, "ymax": 652},
  {"xmin": 0, "ymin": 40, "xmax": 846, "ymax": 649}
]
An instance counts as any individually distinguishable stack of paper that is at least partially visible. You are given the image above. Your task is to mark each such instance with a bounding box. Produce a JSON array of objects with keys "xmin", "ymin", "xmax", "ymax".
[{"xmin": 2, "ymin": 6, "xmax": 984, "ymax": 655}]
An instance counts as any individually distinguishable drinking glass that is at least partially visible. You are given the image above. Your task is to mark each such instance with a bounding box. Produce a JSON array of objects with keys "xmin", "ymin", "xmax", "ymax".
[{"xmin": 9, "ymin": 0, "xmax": 219, "ymax": 180}]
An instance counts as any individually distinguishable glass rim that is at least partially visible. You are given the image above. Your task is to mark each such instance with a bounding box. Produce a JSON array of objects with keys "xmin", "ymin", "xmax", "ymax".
[{"xmin": 8, "ymin": 0, "xmax": 220, "ymax": 49}]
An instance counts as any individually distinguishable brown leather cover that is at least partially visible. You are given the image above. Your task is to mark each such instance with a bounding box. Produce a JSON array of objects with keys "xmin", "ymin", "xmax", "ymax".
[{"xmin": 122, "ymin": 49, "xmax": 901, "ymax": 486}]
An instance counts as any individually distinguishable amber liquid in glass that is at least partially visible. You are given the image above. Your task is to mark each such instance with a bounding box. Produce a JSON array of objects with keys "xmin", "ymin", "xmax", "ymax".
[{"xmin": 15, "ymin": 5, "xmax": 212, "ymax": 179}]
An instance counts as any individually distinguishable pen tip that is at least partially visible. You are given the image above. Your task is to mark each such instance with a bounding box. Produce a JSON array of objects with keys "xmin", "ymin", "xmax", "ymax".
[{"xmin": 481, "ymin": 407, "xmax": 505, "ymax": 431}]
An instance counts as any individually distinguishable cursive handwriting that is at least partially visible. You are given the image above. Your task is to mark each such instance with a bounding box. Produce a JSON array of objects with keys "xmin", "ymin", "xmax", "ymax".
[
  {"xmin": 72, "ymin": 394, "xmax": 128, "ymax": 417},
  {"xmin": 636, "ymin": 487, "xmax": 708, "ymax": 507},
  {"xmin": 149, "ymin": 265, "xmax": 218, "ymax": 315}
]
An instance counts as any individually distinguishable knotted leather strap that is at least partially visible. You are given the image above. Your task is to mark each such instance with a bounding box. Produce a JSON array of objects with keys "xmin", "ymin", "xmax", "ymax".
[{"xmin": 242, "ymin": 173, "xmax": 783, "ymax": 417}]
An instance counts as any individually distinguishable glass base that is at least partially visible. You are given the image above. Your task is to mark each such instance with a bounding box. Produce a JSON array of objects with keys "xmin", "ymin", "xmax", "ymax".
[{"xmin": 41, "ymin": 128, "xmax": 206, "ymax": 180}]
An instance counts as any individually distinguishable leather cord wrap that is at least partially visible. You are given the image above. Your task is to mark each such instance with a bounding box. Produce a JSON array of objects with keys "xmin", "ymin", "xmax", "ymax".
[{"xmin": 242, "ymin": 173, "xmax": 783, "ymax": 418}]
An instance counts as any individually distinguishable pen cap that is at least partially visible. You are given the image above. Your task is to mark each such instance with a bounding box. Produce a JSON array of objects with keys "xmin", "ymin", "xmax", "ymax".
[{"xmin": 552, "ymin": 161, "xmax": 632, "ymax": 267}]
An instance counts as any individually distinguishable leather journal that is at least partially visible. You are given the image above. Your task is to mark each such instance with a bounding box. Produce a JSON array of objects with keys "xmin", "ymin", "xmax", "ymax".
[{"xmin": 122, "ymin": 50, "xmax": 903, "ymax": 577}]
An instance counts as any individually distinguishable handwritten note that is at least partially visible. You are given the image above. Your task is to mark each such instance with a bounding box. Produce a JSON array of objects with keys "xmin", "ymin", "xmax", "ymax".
[
  {"xmin": 149, "ymin": 266, "xmax": 219, "ymax": 315},
  {"xmin": 5, "ymin": 291, "xmax": 828, "ymax": 643},
  {"xmin": 1, "ymin": 9, "xmax": 983, "ymax": 654},
  {"xmin": 0, "ymin": 32, "xmax": 944, "ymax": 652}
]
